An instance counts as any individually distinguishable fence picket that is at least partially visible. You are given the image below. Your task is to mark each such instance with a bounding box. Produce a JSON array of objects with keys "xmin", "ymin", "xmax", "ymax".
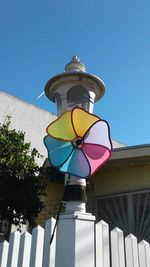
[
  {"xmin": 29, "ymin": 225, "xmax": 44, "ymax": 267},
  {"xmin": 0, "ymin": 241, "xmax": 9, "ymax": 267},
  {"xmin": 17, "ymin": 232, "xmax": 32, "ymax": 267},
  {"xmin": 111, "ymin": 227, "xmax": 125, "ymax": 267},
  {"xmin": 95, "ymin": 220, "xmax": 110, "ymax": 267},
  {"xmin": 138, "ymin": 240, "xmax": 150, "ymax": 267},
  {"xmin": 42, "ymin": 217, "xmax": 56, "ymax": 267},
  {"xmin": 1, "ymin": 217, "xmax": 150, "ymax": 267},
  {"xmin": 125, "ymin": 234, "xmax": 139, "ymax": 267},
  {"xmin": 7, "ymin": 231, "xmax": 20, "ymax": 267}
]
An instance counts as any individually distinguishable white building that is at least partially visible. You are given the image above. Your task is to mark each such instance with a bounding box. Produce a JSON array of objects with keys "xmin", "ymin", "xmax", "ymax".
[{"xmin": 0, "ymin": 91, "xmax": 57, "ymax": 166}]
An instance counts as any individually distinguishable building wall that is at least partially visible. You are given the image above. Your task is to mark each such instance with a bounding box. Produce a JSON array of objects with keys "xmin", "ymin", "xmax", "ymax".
[
  {"xmin": 93, "ymin": 165, "xmax": 150, "ymax": 195},
  {"xmin": 36, "ymin": 182, "xmax": 64, "ymax": 227},
  {"xmin": 87, "ymin": 161, "xmax": 150, "ymax": 214},
  {"xmin": 0, "ymin": 92, "xmax": 56, "ymax": 166},
  {"xmin": 36, "ymin": 156, "xmax": 150, "ymax": 226}
]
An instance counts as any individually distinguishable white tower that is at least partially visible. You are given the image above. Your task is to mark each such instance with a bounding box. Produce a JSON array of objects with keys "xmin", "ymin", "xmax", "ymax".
[
  {"xmin": 45, "ymin": 56, "xmax": 105, "ymax": 213},
  {"xmin": 44, "ymin": 57, "xmax": 106, "ymax": 267}
]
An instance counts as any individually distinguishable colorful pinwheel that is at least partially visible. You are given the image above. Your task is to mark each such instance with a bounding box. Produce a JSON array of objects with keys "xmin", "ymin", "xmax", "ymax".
[{"xmin": 44, "ymin": 107, "xmax": 112, "ymax": 179}]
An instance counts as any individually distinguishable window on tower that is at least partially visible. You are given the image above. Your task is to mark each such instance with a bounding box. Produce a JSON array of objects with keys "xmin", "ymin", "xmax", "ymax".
[{"xmin": 67, "ymin": 85, "xmax": 90, "ymax": 111}]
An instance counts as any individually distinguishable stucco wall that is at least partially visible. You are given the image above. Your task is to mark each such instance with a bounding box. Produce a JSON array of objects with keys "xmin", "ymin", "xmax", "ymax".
[
  {"xmin": 93, "ymin": 165, "xmax": 150, "ymax": 195},
  {"xmin": 0, "ymin": 92, "xmax": 56, "ymax": 166},
  {"xmin": 87, "ymin": 163, "xmax": 150, "ymax": 214},
  {"xmin": 36, "ymin": 182, "xmax": 64, "ymax": 226}
]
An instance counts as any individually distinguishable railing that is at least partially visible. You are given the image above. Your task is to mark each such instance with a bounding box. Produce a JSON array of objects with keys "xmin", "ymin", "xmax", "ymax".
[{"xmin": 0, "ymin": 218, "xmax": 150, "ymax": 267}]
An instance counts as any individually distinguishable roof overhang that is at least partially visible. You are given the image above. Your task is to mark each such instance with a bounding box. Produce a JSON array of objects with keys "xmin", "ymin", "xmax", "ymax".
[
  {"xmin": 111, "ymin": 144, "xmax": 150, "ymax": 160},
  {"xmin": 99, "ymin": 144, "xmax": 150, "ymax": 172}
]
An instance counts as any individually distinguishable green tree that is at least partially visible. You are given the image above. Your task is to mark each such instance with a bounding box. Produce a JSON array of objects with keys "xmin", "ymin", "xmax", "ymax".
[{"xmin": 0, "ymin": 116, "xmax": 46, "ymax": 232}]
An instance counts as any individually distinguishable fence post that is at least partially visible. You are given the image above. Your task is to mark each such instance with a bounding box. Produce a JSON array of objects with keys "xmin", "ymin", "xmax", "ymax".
[
  {"xmin": 0, "ymin": 240, "xmax": 9, "ymax": 267},
  {"xmin": 7, "ymin": 231, "xmax": 20, "ymax": 267},
  {"xmin": 42, "ymin": 217, "xmax": 56, "ymax": 267},
  {"xmin": 138, "ymin": 240, "xmax": 150, "ymax": 267},
  {"xmin": 17, "ymin": 232, "xmax": 31, "ymax": 267},
  {"xmin": 29, "ymin": 225, "xmax": 44, "ymax": 267},
  {"xmin": 95, "ymin": 220, "xmax": 110, "ymax": 267},
  {"xmin": 111, "ymin": 227, "xmax": 125, "ymax": 267},
  {"xmin": 125, "ymin": 234, "xmax": 139, "ymax": 267},
  {"xmin": 55, "ymin": 212, "xmax": 95, "ymax": 267}
]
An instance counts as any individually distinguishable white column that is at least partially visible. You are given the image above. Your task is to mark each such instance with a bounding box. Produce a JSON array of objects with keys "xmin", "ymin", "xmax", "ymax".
[
  {"xmin": 17, "ymin": 232, "xmax": 31, "ymax": 267},
  {"xmin": 138, "ymin": 240, "xmax": 150, "ymax": 267},
  {"xmin": 125, "ymin": 234, "xmax": 140, "ymax": 267},
  {"xmin": 111, "ymin": 227, "xmax": 125, "ymax": 267},
  {"xmin": 42, "ymin": 217, "xmax": 56, "ymax": 267},
  {"xmin": 29, "ymin": 225, "xmax": 44, "ymax": 267},
  {"xmin": 55, "ymin": 212, "xmax": 95, "ymax": 267},
  {"xmin": 7, "ymin": 231, "xmax": 20, "ymax": 267},
  {"xmin": 0, "ymin": 240, "xmax": 9, "ymax": 267},
  {"xmin": 95, "ymin": 220, "xmax": 110, "ymax": 267}
]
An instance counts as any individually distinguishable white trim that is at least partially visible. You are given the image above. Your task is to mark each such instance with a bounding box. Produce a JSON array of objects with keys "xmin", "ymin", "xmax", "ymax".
[{"xmin": 111, "ymin": 144, "xmax": 150, "ymax": 160}]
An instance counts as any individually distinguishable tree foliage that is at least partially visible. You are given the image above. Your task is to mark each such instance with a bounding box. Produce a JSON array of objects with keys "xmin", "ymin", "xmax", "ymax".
[{"xmin": 0, "ymin": 116, "xmax": 46, "ymax": 227}]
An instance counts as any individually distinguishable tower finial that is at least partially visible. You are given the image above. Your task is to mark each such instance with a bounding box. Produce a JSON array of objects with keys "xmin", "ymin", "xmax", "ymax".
[
  {"xmin": 65, "ymin": 56, "xmax": 86, "ymax": 72},
  {"xmin": 71, "ymin": 56, "xmax": 80, "ymax": 63}
]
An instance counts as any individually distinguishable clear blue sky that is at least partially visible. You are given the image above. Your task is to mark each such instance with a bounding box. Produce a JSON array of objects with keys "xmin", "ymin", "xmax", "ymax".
[{"xmin": 0, "ymin": 0, "xmax": 150, "ymax": 146}]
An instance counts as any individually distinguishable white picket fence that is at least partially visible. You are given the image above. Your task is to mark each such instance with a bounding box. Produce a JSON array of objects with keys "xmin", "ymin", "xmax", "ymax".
[{"xmin": 0, "ymin": 218, "xmax": 150, "ymax": 267}]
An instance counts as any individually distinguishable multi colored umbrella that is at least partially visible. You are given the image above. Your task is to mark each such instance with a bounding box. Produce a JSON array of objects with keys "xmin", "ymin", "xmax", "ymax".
[{"xmin": 44, "ymin": 107, "xmax": 112, "ymax": 179}]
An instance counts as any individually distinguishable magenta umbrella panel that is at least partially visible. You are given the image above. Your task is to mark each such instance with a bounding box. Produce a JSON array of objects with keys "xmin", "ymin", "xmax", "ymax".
[{"xmin": 44, "ymin": 107, "xmax": 112, "ymax": 179}]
